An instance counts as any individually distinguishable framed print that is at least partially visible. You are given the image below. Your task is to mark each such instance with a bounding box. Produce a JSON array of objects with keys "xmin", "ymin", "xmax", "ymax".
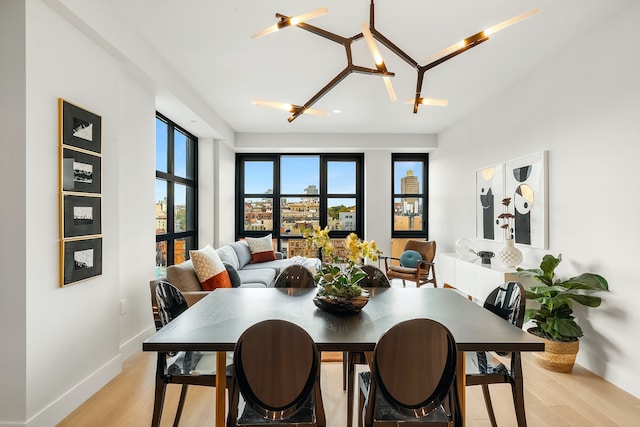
[
  {"xmin": 505, "ymin": 151, "xmax": 549, "ymax": 249},
  {"xmin": 63, "ymin": 194, "xmax": 102, "ymax": 238},
  {"xmin": 476, "ymin": 164, "xmax": 504, "ymax": 243},
  {"xmin": 59, "ymin": 99, "xmax": 102, "ymax": 154},
  {"xmin": 61, "ymin": 237, "xmax": 103, "ymax": 286},
  {"xmin": 61, "ymin": 147, "xmax": 102, "ymax": 194}
]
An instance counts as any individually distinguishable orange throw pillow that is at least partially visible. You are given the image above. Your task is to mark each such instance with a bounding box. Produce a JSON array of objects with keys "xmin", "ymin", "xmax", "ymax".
[
  {"xmin": 189, "ymin": 245, "xmax": 232, "ymax": 291},
  {"xmin": 246, "ymin": 234, "xmax": 276, "ymax": 263}
]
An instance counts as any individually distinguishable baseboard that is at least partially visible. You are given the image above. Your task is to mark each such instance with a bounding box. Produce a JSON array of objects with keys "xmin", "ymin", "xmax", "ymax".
[{"xmin": 25, "ymin": 325, "xmax": 155, "ymax": 427}]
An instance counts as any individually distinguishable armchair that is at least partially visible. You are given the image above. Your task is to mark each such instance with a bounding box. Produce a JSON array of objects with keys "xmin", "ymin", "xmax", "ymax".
[{"xmin": 383, "ymin": 240, "xmax": 437, "ymax": 287}]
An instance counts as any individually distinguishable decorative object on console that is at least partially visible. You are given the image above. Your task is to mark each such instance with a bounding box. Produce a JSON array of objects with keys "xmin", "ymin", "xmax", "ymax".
[
  {"xmin": 304, "ymin": 225, "xmax": 381, "ymax": 314},
  {"xmin": 477, "ymin": 251, "xmax": 495, "ymax": 266},
  {"xmin": 454, "ymin": 237, "xmax": 477, "ymax": 262},
  {"xmin": 515, "ymin": 254, "xmax": 609, "ymax": 372},
  {"xmin": 251, "ymin": 1, "xmax": 540, "ymax": 122},
  {"xmin": 496, "ymin": 197, "xmax": 523, "ymax": 268}
]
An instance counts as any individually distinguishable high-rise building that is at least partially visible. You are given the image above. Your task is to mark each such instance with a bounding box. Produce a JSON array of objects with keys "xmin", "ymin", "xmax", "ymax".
[{"xmin": 401, "ymin": 170, "xmax": 419, "ymax": 205}]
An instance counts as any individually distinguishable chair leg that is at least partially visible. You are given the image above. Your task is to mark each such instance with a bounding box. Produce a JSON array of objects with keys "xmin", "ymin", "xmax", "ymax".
[
  {"xmin": 173, "ymin": 384, "xmax": 189, "ymax": 427},
  {"xmin": 343, "ymin": 351, "xmax": 348, "ymax": 390},
  {"xmin": 481, "ymin": 384, "xmax": 498, "ymax": 427},
  {"xmin": 512, "ymin": 377, "xmax": 528, "ymax": 427}
]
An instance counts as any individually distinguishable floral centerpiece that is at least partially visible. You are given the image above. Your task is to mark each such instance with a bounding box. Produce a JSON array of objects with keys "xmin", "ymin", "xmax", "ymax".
[{"xmin": 303, "ymin": 225, "xmax": 381, "ymax": 311}]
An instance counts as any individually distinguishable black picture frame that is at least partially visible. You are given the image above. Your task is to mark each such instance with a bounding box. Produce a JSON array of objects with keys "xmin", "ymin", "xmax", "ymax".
[
  {"xmin": 62, "ymin": 147, "xmax": 102, "ymax": 194},
  {"xmin": 60, "ymin": 99, "xmax": 102, "ymax": 154},
  {"xmin": 63, "ymin": 194, "xmax": 102, "ymax": 238},
  {"xmin": 61, "ymin": 238, "xmax": 103, "ymax": 286}
]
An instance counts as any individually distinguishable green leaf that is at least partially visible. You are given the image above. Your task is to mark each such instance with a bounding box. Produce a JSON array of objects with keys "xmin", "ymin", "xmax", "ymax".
[{"xmin": 558, "ymin": 273, "xmax": 609, "ymax": 291}]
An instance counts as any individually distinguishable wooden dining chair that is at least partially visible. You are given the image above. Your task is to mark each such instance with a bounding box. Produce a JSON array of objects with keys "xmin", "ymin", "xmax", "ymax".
[
  {"xmin": 357, "ymin": 318, "xmax": 459, "ymax": 427},
  {"xmin": 153, "ymin": 281, "xmax": 234, "ymax": 427},
  {"xmin": 228, "ymin": 319, "xmax": 326, "ymax": 427},
  {"xmin": 383, "ymin": 240, "xmax": 437, "ymax": 287},
  {"xmin": 466, "ymin": 282, "xmax": 527, "ymax": 427}
]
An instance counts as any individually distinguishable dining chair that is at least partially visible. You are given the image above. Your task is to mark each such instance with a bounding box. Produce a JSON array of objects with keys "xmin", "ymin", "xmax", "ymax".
[
  {"xmin": 383, "ymin": 240, "xmax": 437, "ymax": 287},
  {"xmin": 272, "ymin": 264, "xmax": 316, "ymax": 288},
  {"xmin": 227, "ymin": 319, "xmax": 326, "ymax": 427},
  {"xmin": 153, "ymin": 281, "xmax": 234, "ymax": 427},
  {"xmin": 343, "ymin": 264, "xmax": 390, "ymax": 389},
  {"xmin": 357, "ymin": 318, "xmax": 459, "ymax": 427},
  {"xmin": 466, "ymin": 281, "xmax": 527, "ymax": 427}
]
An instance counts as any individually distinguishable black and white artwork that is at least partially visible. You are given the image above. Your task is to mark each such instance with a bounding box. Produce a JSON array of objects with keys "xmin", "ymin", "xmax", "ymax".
[
  {"xmin": 476, "ymin": 164, "xmax": 504, "ymax": 242},
  {"xmin": 63, "ymin": 194, "xmax": 102, "ymax": 238},
  {"xmin": 62, "ymin": 238, "xmax": 102, "ymax": 286},
  {"xmin": 505, "ymin": 151, "xmax": 548, "ymax": 249},
  {"xmin": 62, "ymin": 148, "xmax": 101, "ymax": 194},
  {"xmin": 60, "ymin": 99, "xmax": 102, "ymax": 154}
]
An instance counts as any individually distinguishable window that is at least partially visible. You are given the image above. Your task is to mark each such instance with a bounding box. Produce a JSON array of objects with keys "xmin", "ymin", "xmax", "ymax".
[
  {"xmin": 392, "ymin": 153, "xmax": 428, "ymax": 238},
  {"xmin": 237, "ymin": 154, "xmax": 364, "ymax": 257},
  {"xmin": 155, "ymin": 113, "xmax": 197, "ymax": 277}
]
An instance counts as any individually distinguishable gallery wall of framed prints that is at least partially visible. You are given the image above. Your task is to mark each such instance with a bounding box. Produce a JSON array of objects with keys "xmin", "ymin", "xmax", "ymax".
[{"xmin": 58, "ymin": 99, "xmax": 103, "ymax": 287}]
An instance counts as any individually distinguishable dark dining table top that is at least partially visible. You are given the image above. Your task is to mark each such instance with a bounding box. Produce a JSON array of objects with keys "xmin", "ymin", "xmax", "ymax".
[{"xmin": 143, "ymin": 287, "xmax": 544, "ymax": 354}]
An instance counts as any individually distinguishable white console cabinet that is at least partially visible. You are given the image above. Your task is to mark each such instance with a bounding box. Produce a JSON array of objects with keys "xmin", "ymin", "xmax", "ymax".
[{"xmin": 437, "ymin": 253, "xmax": 527, "ymax": 302}]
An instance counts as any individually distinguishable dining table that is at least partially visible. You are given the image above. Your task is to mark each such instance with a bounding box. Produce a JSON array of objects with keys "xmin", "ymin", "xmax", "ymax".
[{"xmin": 143, "ymin": 287, "xmax": 544, "ymax": 427}]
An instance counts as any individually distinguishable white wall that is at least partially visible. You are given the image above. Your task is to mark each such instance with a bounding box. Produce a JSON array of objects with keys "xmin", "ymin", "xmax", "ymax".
[
  {"xmin": 430, "ymin": 1, "xmax": 640, "ymax": 397},
  {"xmin": 0, "ymin": 1, "xmax": 27, "ymax": 422},
  {"xmin": 0, "ymin": 1, "xmax": 157, "ymax": 425}
]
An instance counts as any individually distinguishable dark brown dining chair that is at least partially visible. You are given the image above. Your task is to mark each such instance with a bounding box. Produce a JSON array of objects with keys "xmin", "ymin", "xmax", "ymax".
[
  {"xmin": 383, "ymin": 240, "xmax": 437, "ymax": 287},
  {"xmin": 466, "ymin": 282, "xmax": 527, "ymax": 427},
  {"xmin": 272, "ymin": 264, "xmax": 316, "ymax": 288},
  {"xmin": 227, "ymin": 319, "xmax": 326, "ymax": 427},
  {"xmin": 153, "ymin": 281, "xmax": 233, "ymax": 427},
  {"xmin": 358, "ymin": 318, "xmax": 459, "ymax": 427}
]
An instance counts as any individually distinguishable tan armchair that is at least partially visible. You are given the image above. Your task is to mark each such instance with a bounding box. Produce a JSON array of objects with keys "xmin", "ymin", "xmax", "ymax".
[{"xmin": 383, "ymin": 240, "xmax": 437, "ymax": 287}]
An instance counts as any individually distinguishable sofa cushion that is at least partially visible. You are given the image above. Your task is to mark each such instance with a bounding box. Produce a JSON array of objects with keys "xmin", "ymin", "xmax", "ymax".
[
  {"xmin": 229, "ymin": 241, "xmax": 252, "ymax": 269},
  {"xmin": 237, "ymin": 268, "xmax": 276, "ymax": 287},
  {"xmin": 166, "ymin": 260, "xmax": 202, "ymax": 293},
  {"xmin": 246, "ymin": 234, "xmax": 277, "ymax": 263},
  {"xmin": 217, "ymin": 245, "xmax": 239, "ymax": 269},
  {"xmin": 190, "ymin": 245, "xmax": 232, "ymax": 291},
  {"xmin": 223, "ymin": 262, "xmax": 242, "ymax": 288}
]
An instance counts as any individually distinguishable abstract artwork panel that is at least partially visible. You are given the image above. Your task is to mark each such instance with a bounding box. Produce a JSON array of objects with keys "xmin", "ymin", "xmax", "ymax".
[
  {"xmin": 505, "ymin": 151, "xmax": 548, "ymax": 249},
  {"xmin": 476, "ymin": 164, "xmax": 504, "ymax": 243}
]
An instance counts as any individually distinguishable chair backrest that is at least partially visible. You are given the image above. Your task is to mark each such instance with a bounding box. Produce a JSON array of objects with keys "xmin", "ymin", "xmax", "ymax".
[
  {"xmin": 273, "ymin": 265, "xmax": 316, "ymax": 288},
  {"xmin": 155, "ymin": 281, "xmax": 189, "ymax": 326},
  {"xmin": 359, "ymin": 264, "xmax": 390, "ymax": 288},
  {"xmin": 371, "ymin": 318, "xmax": 457, "ymax": 415},
  {"xmin": 483, "ymin": 282, "xmax": 525, "ymax": 328},
  {"xmin": 233, "ymin": 319, "xmax": 322, "ymax": 420},
  {"xmin": 404, "ymin": 240, "xmax": 436, "ymax": 264}
]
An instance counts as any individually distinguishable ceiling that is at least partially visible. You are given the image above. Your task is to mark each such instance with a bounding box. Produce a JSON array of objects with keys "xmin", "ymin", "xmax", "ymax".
[{"xmin": 107, "ymin": 0, "xmax": 634, "ymax": 136}]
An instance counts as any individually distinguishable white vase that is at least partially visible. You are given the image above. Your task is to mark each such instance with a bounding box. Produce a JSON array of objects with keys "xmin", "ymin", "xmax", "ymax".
[{"xmin": 497, "ymin": 238, "xmax": 523, "ymax": 268}]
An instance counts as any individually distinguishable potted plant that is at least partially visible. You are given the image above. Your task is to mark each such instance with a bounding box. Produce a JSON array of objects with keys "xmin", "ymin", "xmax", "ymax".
[
  {"xmin": 303, "ymin": 225, "xmax": 381, "ymax": 313},
  {"xmin": 515, "ymin": 254, "xmax": 609, "ymax": 372}
]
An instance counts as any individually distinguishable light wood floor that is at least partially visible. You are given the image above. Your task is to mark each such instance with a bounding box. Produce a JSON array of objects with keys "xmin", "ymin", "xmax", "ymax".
[{"xmin": 58, "ymin": 351, "xmax": 640, "ymax": 427}]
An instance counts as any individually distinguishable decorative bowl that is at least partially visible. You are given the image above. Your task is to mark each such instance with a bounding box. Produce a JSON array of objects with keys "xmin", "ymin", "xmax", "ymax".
[{"xmin": 313, "ymin": 291, "xmax": 369, "ymax": 314}]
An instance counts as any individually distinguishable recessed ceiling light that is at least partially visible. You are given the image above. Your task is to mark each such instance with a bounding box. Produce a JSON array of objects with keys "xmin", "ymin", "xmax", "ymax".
[{"xmin": 332, "ymin": 109, "xmax": 342, "ymax": 114}]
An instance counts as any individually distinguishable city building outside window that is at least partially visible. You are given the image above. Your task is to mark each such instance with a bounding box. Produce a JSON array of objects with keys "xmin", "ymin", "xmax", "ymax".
[
  {"xmin": 392, "ymin": 153, "xmax": 428, "ymax": 238},
  {"xmin": 236, "ymin": 154, "xmax": 363, "ymax": 257},
  {"xmin": 155, "ymin": 113, "xmax": 197, "ymax": 277}
]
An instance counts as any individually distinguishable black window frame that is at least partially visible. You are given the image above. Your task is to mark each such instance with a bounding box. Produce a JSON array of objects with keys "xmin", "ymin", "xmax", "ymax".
[
  {"xmin": 391, "ymin": 153, "xmax": 429, "ymax": 239},
  {"xmin": 236, "ymin": 153, "xmax": 365, "ymax": 249},
  {"xmin": 155, "ymin": 112, "xmax": 198, "ymax": 270}
]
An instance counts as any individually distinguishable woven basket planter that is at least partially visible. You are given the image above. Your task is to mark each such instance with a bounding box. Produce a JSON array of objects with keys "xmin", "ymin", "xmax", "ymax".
[{"xmin": 530, "ymin": 332, "xmax": 580, "ymax": 373}]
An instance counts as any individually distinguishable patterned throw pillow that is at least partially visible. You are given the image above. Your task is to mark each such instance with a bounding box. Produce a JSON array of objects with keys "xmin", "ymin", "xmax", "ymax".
[
  {"xmin": 189, "ymin": 245, "xmax": 232, "ymax": 291},
  {"xmin": 245, "ymin": 234, "xmax": 276, "ymax": 263}
]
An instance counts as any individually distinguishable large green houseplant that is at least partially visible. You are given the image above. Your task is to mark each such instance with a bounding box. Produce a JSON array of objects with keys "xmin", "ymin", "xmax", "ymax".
[{"xmin": 515, "ymin": 254, "xmax": 609, "ymax": 371}]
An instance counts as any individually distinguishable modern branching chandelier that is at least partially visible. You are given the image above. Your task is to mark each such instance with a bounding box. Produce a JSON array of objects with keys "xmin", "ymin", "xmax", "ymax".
[{"xmin": 251, "ymin": 1, "xmax": 540, "ymax": 122}]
